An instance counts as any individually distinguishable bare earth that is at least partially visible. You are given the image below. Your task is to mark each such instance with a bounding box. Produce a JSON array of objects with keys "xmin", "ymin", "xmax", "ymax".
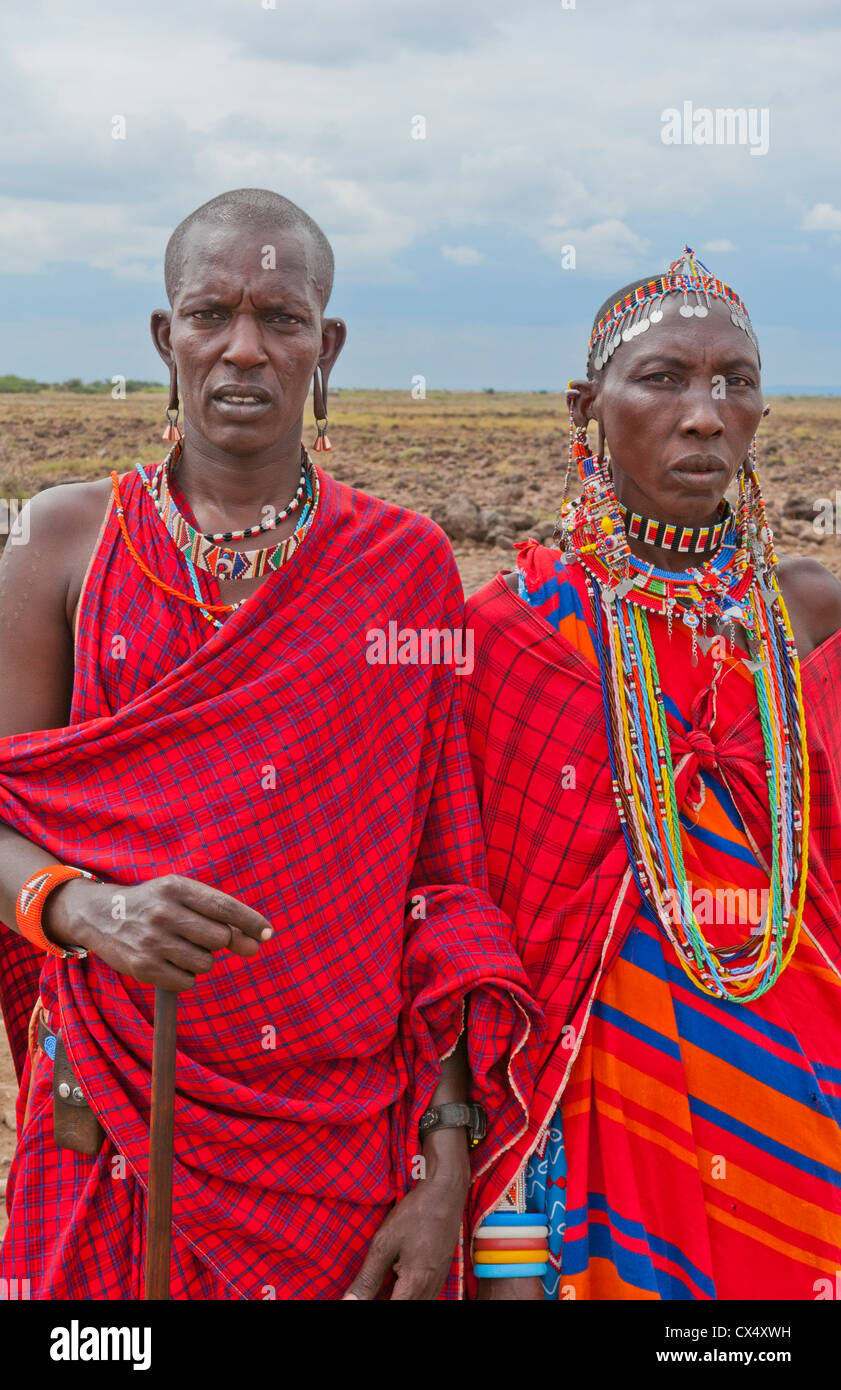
[{"xmin": 1, "ymin": 388, "xmax": 840, "ymax": 1239}]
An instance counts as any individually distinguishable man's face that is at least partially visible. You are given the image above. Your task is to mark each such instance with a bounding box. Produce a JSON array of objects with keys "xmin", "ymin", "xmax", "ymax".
[
  {"xmin": 589, "ymin": 296, "xmax": 763, "ymax": 522},
  {"xmin": 163, "ymin": 222, "xmax": 329, "ymax": 456}
]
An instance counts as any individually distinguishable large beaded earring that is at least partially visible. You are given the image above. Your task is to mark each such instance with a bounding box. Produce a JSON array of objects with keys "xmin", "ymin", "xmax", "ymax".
[
  {"xmin": 162, "ymin": 360, "xmax": 182, "ymax": 442},
  {"xmin": 735, "ymin": 459, "xmax": 750, "ymax": 572},
  {"xmin": 745, "ymin": 437, "xmax": 778, "ymax": 571},
  {"xmin": 574, "ymin": 411, "xmax": 631, "ymax": 573},
  {"xmin": 555, "ymin": 386, "xmax": 582, "ymax": 543},
  {"xmin": 735, "ymin": 438, "xmax": 777, "ymax": 575}
]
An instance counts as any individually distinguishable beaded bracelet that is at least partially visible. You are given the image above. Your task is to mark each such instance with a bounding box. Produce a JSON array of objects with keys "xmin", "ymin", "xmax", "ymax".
[
  {"xmin": 474, "ymin": 1263, "xmax": 548, "ymax": 1279},
  {"xmin": 16, "ymin": 864, "xmax": 100, "ymax": 959}
]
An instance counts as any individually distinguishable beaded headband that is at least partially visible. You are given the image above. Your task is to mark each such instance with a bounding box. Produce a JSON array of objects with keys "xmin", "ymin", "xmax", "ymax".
[{"xmin": 589, "ymin": 245, "xmax": 757, "ymax": 372}]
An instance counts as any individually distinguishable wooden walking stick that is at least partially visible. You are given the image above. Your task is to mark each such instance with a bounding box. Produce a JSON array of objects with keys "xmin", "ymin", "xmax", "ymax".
[{"xmin": 144, "ymin": 986, "xmax": 178, "ymax": 1300}]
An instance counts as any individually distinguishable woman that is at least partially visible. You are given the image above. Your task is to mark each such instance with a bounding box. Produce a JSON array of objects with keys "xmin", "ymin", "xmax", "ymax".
[{"xmin": 462, "ymin": 248, "xmax": 841, "ymax": 1300}]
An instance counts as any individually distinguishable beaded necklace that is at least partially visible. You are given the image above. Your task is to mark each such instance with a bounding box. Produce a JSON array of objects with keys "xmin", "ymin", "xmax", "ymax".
[
  {"xmin": 147, "ymin": 442, "xmax": 316, "ymax": 579},
  {"xmin": 618, "ymin": 498, "xmax": 731, "ymax": 555},
  {"xmin": 111, "ymin": 452, "xmax": 320, "ymax": 631},
  {"xmin": 149, "ymin": 438, "xmax": 310, "ymax": 541},
  {"xmin": 561, "ymin": 472, "xmax": 810, "ymax": 1003}
]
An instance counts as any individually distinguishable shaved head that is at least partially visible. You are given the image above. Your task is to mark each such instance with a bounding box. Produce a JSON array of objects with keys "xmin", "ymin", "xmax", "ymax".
[{"xmin": 164, "ymin": 188, "xmax": 335, "ymax": 310}]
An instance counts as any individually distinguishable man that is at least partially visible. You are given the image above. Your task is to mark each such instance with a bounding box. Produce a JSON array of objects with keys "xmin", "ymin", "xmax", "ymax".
[{"xmin": 0, "ymin": 188, "xmax": 536, "ymax": 1300}]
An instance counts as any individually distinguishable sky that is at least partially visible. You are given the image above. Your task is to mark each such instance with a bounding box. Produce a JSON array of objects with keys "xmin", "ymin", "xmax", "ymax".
[{"xmin": 1, "ymin": 0, "xmax": 839, "ymax": 391}]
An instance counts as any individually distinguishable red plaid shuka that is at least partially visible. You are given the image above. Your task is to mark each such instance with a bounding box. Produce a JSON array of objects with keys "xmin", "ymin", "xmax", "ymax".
[
  {"xmin": 461, "ymin": 546, "xmax": 841, "ymax": 1241},
  {"xmin": 0, "ymin": 463, "xmax": 538, "ymax": 1300}
]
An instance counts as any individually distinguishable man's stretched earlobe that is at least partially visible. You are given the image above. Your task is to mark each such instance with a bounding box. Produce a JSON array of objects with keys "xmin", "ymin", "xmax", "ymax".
[
  {"xmin": 162, "ymin": 359, "xmax": 182, "ymax": 443},
  {"xmin": 312, "ymin": 363, "xmax": 331, "ymax": 452}
]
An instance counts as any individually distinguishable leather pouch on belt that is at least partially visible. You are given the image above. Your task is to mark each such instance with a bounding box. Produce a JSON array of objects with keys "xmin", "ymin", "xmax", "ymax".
[{"xmin": 52, "ymin": 1031, "xmax": 106, "ymax": 1156}]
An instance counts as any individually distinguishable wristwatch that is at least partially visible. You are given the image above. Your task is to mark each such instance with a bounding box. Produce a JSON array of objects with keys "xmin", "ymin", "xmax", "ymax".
[{"xmin": 418, "ymin": 1101, "xmax": 487, "ymax": 1148}]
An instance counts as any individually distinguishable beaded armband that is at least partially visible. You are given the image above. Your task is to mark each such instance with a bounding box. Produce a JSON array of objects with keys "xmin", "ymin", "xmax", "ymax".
[{"xmin": 16, "ymin": 864, "xmax": 99, "ymax": 959}]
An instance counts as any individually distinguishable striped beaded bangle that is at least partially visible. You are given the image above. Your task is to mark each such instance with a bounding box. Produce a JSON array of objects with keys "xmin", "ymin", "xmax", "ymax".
[
  {"xmin": 474, "ymin": 1263, "xmax": 548, "ymax": 1279},
  {"xmin": 15, "ymin": 865, "xmax": 99, "ymax": 959}
]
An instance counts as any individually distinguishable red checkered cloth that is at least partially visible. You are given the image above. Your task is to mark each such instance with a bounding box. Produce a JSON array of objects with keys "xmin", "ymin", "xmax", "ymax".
[
  {"xmin": 0, "ymin": 463, "xmax": 539, "ymax": 1300},
  {"xmin": 461, "ymin": 547, "xmax": 841, "ymax": 1246}
]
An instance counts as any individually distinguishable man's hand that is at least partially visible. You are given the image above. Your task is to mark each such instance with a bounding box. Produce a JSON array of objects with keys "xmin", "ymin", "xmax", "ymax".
[
  {"xmin": 343, "ymin": 1127, "xmax": 470, "ymax": 1300},
  {"xmin": 475, "ymin": 1275, "xmax": 545, "ymax": 1300},
  {"xmin": 42, "ymin": 873, "xmax": 273, "ymax": 990}
]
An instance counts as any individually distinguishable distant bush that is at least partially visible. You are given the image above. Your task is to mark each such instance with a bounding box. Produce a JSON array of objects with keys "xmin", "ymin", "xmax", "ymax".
[
  {"xmin": 56, "ymin": 378, "xmax": 166, "ymax": 393},
  {"xmin": 0, "ymin": 374, "xmax": 46, "ymax": 392},
  {"xmin": 0, "ymin": 375, "xmax": 166, "ymax": 394}
]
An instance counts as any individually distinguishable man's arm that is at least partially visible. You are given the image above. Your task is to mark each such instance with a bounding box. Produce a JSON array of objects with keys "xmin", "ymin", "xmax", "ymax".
[
  {"xmin": 0, "ymin": 486, "xmax": 272, "ymax": 978},
  {"xmin": 343, "ymin": 1033, "xmax": 471, "ymax": 1301},
  {"xmin": 0, "ymin": 486, "xmax": 90, "ymax": 940}
]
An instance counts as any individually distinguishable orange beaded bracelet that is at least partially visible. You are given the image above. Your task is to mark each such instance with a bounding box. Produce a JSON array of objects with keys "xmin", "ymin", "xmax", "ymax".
[{"xmin": 15, "ymin": 864, "xmax": 99, "ymax": 959}]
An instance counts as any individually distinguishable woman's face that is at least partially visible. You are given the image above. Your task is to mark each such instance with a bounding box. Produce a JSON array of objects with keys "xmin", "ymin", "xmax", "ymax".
[{"xmin": 574, "ymin": 296, "xmax": 763, "ymax": 524}]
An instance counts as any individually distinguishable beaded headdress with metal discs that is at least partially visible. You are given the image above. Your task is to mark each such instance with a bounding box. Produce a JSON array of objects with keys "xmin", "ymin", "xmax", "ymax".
[
  {"xmin": 553, "ymin": 245, "xmax": 811, "ymax": 1006},
  {"xmin": 588, "ymin": 245, "xmax": 758, "ymax": 372},
  {"xmin": 559, "ymin": 243, "xmax": 775, "ymax": 605}
]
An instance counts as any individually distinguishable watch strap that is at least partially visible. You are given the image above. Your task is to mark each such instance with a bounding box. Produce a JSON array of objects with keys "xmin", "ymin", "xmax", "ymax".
[{"xmin": 418, "ymin": 1101, "xmax": 487, "ymax": 1147}]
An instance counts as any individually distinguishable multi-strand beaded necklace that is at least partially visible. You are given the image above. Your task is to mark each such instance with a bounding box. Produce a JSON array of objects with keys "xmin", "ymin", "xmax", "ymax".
[
  {"xmin": 144, "ymin": 439, "xmax": 316, "ymax": 580},
  {"xmin": 560, "ymin": 447, "xmax": 810, "ymax": 1003},
  {"xmin": 110, "ymin": 440, "xmax": 319, "ymax": 632}
]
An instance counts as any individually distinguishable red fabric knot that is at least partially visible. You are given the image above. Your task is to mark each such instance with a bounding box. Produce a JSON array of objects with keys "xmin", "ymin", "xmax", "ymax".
[
  {"xmin": 686, "ymin": 726, "xmax": 718, "ymax": 774},
  {"xmin": 680, "ymin": 684, "xmax": 721, "ymax": 810}
]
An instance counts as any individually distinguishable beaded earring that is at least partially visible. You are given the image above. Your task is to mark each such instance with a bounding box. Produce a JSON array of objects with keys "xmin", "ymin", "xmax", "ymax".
[
  {"xmin": 312, "ymin": 363, "xmax": 331, "ymax": 452},
  {"xmin": 555, "ymin": 386, "xmax": 579, "ymax": 542},
  {"xmin": 564, "ymin": 399, "xmax": 632, "ymax": 572},
  {"xmin": 735, "ymin": 437, "xmax": 777, "ymax": 576},
  {"xmin": 162, "ymin": 361, "xmax": 182, "ymax": 443}
]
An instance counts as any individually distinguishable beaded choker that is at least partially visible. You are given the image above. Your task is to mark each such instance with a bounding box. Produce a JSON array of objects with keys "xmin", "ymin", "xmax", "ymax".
[
  {"xmin": 142, "ymin": 444, "xmax": 319, "ymax": 580},
  {"xmin": 619, "ymin": 500, "xmax": 731, "ymax": 556}
]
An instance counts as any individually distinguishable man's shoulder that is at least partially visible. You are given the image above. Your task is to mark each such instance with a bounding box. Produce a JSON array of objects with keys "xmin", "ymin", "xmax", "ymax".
[
  {"xmin": 24, "ymin": 474, "xmax": 113, "ymax": 530},
  {"xmin": 10, "ymin": 475, "xmax": 112, "ymax": 564},
  {"xmin": 13, "ymin": 477, "xmax": 115, "ymax": 623}
]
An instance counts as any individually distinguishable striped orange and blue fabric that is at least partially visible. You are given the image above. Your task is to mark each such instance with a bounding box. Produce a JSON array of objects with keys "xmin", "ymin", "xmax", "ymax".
[{"xmin": 463, "ymin": 539, "xmax": 841, "ymax": 1299}]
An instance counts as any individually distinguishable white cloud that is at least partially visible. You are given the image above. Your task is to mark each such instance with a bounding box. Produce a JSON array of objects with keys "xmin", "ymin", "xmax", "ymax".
[
  {"xmin": 802, "ymin": 202, "xmax": 841, "ymax": 231},
  {"xmin": 1, "ymin": 0, "xmax": 840, "ymax": 387},
  {"xmin": 0, "ymin": 199, "xmax": 167, "ymax": 278},
  {"xmin": 540, "ymin": 220, "xmax": 650, "ymax": 277},
  {"xmin": 1, "ymin": 0, "xmax": 839, "ymax": 288},
  {"xmin": 440, "ymin": 245, "xmax": 484, "ymax": 266}
]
